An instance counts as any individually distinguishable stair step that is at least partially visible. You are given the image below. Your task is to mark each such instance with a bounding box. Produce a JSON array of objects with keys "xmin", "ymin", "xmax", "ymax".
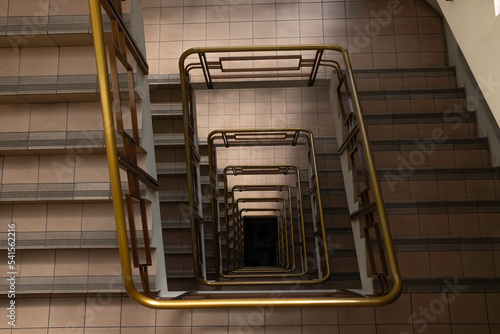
[
  {"xmin": 0, "ymin": 74, "xmax": 131, "ymax": 104},
  {"xmin": 371, "ymin": 137, "xmax": 490, "ymax": 168},
  {"xmin": 378, "ymin": 167, "xmax": 500, "ymax": 201},
  {"xmin": 359, "ymin": 88, "xmax": 466, "ymax": 115},
  {"xmin": 151, "ymin": 104, "xmax": 183, "ymax": 117},
  {"xmin": 385, "ymin": 199, "xmax": 500, "ymax": 238},
  {"xmin": 393, "ymin": 236, "xmax": 500, "ymax": 278},
  {"xmin": 364, "ymin": 111, "xmax": 476, "ymax": 139},
  {"xmin": 0, "ymin": 14, "xmax": 130, "ymax": 47},
  {"xmin": 354, "ymin": 66, "xmax": 456, "ymax": 91}
]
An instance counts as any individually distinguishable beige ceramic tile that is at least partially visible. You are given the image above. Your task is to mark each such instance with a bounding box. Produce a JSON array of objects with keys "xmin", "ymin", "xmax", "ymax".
[
  {"xmin": 161, "ymin": 7, "xmax": 183, "ymax": 24},
  {"xmin": 74, "ymin": 155, "xmax": 109, "ymax": 183},
  {"xmin": 67, "ymin": 102, "xmax": 103, "ymax": 131},
  {"xmin": 121, "ymin": 297, "xmax": 156, "ymax": 327},
  {"xmin": 54, "ymin": 249, "xmax": 89, "ymax": 276},
  {"xmin": 184, "ymin": 23, "xmax": 206, "ymax": 41},
  {"xmin": 48, "ymin": 329, "xmax": 84, "ymax": 334},
  {"xmin": 29, "ymin": 103, "xmax": 68, "ymax": 132},
  {"xmin": 14, "ymin": 298, "xmax": 50, "ymax": 328},
  {"xmin": 156, "ymin": 328, "xmax": 191, "ymax": 334},
  {"xmin": 58, "ymin": 46, "xmax": 97, "ymax": 75},
  {"xmin": 0, "ymin": 203, "xmax": 12, "ymax": 227},
  {"xmin": 253, "ymin": 4, "xmax": 275, "ymax": 21},
  {"xmin": 82, "ymin": 203, "xmax": 116, "ymax": 231},
  {"xmin": 49, "ymin": 0, "xmax": 89, "ymax": 15},
  {"xmin": 229, "ymin": 326, "xmax": 265, "ymax": 334},
  {"xmin": 38, "ymin": 155, "xmax": 74, "ymax": 184},
  {"xmin": 375, "ymin": 294, "xmax": 411, "ymax": 324},
  {"xmin": 461, "ymin": 251, "xmax": 496, "ymax": 277},
  {"xmin": 49, "ymin": 297, "xmax": 86, "ymax": 328},
  {"xmin": 323, "ymin": 3, "xmax": 346, "ymax": 19},
  {"xmin": 143, "ymin": 7, "xmax": 161, "ymax": 25},
  {"xmin": 0, "ymin": 104, "xmax": 30, "ymax": 132},
  {"xmin": 303, "ymin": 326, "xmax": 338, "ymax": 334},
  {"xmin": 449, "ymin": 293, "xmax": 488, "ymax": 324},
  {"xmin": 207, "ymin": 5, "xmax": 229, "ymax": 23},
  {"xmin": 121, "ymin": 328, "xmax": 155, "ymax": 334},
  {"xmin": 302, "ymin": 307, "xmax": 338, "ymax": 325},
  {"xmin": 19, "ymin": 47, "xmax": 59, "ymax": 77},
  {"xmin": 160, "ymin": 24, "xmax": 183, "ymax": 41},
  {"xmin": 276, "ymin": 4, "xmax": 299, "ymax": 21},
  {"xmin": 47, "ymin": 203, "xmax": 82, "ymax": 232},
  {"xmin": 145, "ymin": 25, "xmax": 160, "ymax": 43},
  {"xmin": 20, "ymin": 249, "xmax": 55, "ymax": 276},
  {"xmin": 9, "ymin": 329, "xmax": 48, "ymax": 334},
  {"xmin": 230, "ymin": 22, "xmax": 253, "ymax": 39},
  {"xmin": 12, "ymin": 204, "xmax": 47, "ymax": 232},
  {"xmin": 253, "ymin": 21, "xmax": 276, "ymax": 39},
  {"xmin": 84, "ymin": 296, "xmax": 122, "ymax": 327},
  {"xmin": 192, "ymin": 309, "xmax": 228, "ymax": 326},
  {"xmin": 228, "ymin": 308, "xmax": 265, "ymax": 326},
  {"xmin": 0, "ymin": 0, "xmax": 8, "ymax": 14},
  {"xmin": 183, "ymin": 6, "xmax": 206, "ymax": 23},
  {"xmin": 265, "ymin": 308, "xmax": 301, "ymax": 326},
  {"xmin": 429, "ymin": 251, "xmax": 463, "ymax": 277},
  {"xmin": 0, "ymin": 48, "xmax": 20, "ymax": 77},
  {"xmin": 88, "ymin": 249, "xmax": 122, "ymax": 276},
  {"xmin": 159, "ymin": 41, "xmax": 183, "ymax": 59},
  {"xmin": 8, "ymin": 0, "xmax": 49, "ymax": 16},
  {"xmin": 265, "ymin": 327, "xmax": 301, "ymax": 334},
  {"xmin": 411, "ymin": 294, "xmax": 450, "ymax": 324},
  {"xmin": 83, "ymin": 328, "xmax": 120, "ymax": 334},
  {"xmin": 299, "ymin": 3, "xmax": 322, "ymax": 20},
  {"xmin": 156, "ymin": 309, "xmax": 192, "ymax": 326}
]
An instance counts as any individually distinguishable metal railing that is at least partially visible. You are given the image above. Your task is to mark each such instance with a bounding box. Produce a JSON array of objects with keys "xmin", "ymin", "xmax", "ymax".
[
  {"xmin": 229, "ymin": 185, "xmax": 306, "ymax": 278},
  {"xmin": 233, "ymin": 198, "xmax": 292, "ymax": 273},
  {"xmin": 90, "ymin": 0, "xmax": 401, "ymax": 307},
  {"xmin": 215, "ymin": 160, "xmax": 330, "ymax": 284},
  {"xmin": 205, "ymin": 130, "xmax": 329, "ymax": 285}
]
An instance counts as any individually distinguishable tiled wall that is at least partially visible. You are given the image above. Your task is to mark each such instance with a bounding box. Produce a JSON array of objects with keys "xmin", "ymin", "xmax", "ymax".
[
  {"xmin": 0, "ymin": 46, "xmax": 97, "ymax": 77},
  {"xmin": 143, "ymin": 0, "xmax": 446, "ymax": 75},
  {"xmin": 0, "ymin": 102, "xmax": 103, "ymax": 133},
  {"xmin": 195, "ymin": 87, "xmax": 332, "ymax": 139},
  {"xmin": 1, "ymin": 292, "xmax": 499, "ymax": 333}
]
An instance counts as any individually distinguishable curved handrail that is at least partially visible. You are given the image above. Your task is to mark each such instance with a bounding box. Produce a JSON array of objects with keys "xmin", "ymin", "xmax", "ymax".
[{"xmin": 90, "ymin": 0, "xmax": 401, "ymax": 308}]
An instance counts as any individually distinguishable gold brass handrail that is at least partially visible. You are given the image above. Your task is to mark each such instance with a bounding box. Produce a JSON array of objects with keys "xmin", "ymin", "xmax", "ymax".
[{"xmin": 90, "ymin": 0, "xmax": 401, "ymax": 306}]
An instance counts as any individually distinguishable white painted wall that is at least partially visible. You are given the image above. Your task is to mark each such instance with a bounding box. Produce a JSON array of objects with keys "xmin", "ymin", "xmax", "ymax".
[{"xmin": 436, "ymin": 0, "xmax": 500, "ymax": 126}]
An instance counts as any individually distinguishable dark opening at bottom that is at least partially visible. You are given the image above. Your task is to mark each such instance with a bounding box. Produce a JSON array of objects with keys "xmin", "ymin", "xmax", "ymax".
[{"xmin": 243, "ymin": 216, "xmax": 278, "ymax": 267}]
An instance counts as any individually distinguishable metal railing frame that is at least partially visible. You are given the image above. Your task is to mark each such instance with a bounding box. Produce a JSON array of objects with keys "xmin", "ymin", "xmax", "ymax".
[
  {"xmin": 231, "ymin": 198, "xmax": 294, "ymax": 273},
  {"xmin": 208, "ymin": 129, "xmax": 328, "ymax": 284},
  {"xmin": 90, "ymin": 0, "xmax": 401, "ymax": 307},
  {"xmin": 223, "ymin": 165, "xmax": 305, "ymax": 275}
]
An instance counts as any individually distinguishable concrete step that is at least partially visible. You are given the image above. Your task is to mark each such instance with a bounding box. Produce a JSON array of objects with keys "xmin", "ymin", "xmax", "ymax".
[
  {"xmin": 354, "ymin": 67, "xmax": 457, "ymax": 91},
  {"xmin": 385, "ymin": 199, "xmax": 500, "ymax": 238},
  {"xmin": 378, "ymin": 166, "xmax": 500, "ymax": 201}
]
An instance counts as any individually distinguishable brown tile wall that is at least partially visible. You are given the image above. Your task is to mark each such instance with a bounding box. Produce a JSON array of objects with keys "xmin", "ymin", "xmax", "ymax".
[
  {"xmin": 0, "ymin": 46, "xmax": 97, "ymax": 77},
  {"xmin": 195, "ymin": 87, "xmax": 332, "ymax": 139},
  {"xmin": 1, "ymin": 292, "xmax": 499, "ymax": 332},
  {"xmin": 143, "ymin": 0, "xmax": 446, "ymax": 75}
]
